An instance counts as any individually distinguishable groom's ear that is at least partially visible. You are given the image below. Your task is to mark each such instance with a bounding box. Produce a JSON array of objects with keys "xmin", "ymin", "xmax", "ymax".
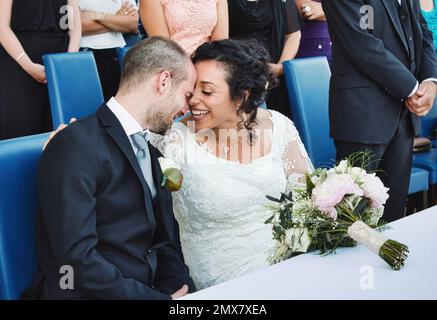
[{"xmin": 156, "ymin": 71, "xmax": 172, "ymax": 95}]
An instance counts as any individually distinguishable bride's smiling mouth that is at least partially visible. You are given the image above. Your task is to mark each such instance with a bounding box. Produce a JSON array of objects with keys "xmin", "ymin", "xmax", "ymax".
[{"xmin": 191, "ymin": 108, "xmax": 210, "ymax": 121}]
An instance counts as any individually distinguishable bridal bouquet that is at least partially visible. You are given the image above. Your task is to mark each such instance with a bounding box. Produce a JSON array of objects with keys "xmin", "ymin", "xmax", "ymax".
[{"xmin": 265, "ymin": 153, "xmax": 409, "ymax": 270}]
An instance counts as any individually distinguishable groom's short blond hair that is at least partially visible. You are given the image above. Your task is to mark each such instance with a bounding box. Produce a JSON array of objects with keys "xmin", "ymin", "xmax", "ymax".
[{"xmin": 119, "ymin": 36, "xmax": 189, "ymax": 92}]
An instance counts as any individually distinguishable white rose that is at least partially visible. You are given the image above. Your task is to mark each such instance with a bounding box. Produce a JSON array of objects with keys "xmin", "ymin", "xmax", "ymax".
[
  {"xmin": 350, "ymin": 167, "xmax": 367, "ymax": 182},
  {"xmin": 158, "ymin": 157, "xmax": 180, "ymax": 172},
  {"xmin": 329, "ymin": 160, "xmax": 348, "ymax": 175},
  {"xmin": 284, "ymin": 227, "xmax": 312, "ymax": 253},
  {"xmin": 362, "ymin": 173, "xmax": 389, "ymax": 208},
  {"xmin": 158, "ymin": 157, "xmax": 183, "ymax": 192}
]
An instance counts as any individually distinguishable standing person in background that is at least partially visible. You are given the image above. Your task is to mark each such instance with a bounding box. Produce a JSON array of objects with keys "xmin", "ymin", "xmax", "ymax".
[
  {"xmin": 139, "ymin": 0, "xmax": 228, "ymax": 55},
  {"xmin": 79, "ymin": 0, "xmax": 139, "ymax": 101},
  {"xmin": 229, "ymin": 0, "xmax": 301, "ymax": 119},
  {"xmin": 323, "ymin": 0, "xmax": 437, "ymax": 222},
  {"xmin": 124, "ymin": 0, "xmax": 142, "ymax": 45},
  {"xmin": 295, "ymin": 0, "xmax": 332, "ymax": 64},
  {"xmin": 0, "ymin": 0, "xmax": 81, "ymax": 140},
  {"xmin": 421, "ymin": 0, "xmax": 437, "ymax": 52}
]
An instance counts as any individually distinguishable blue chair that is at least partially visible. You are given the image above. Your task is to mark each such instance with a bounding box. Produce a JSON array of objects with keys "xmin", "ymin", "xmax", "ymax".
[
  {"xmin": 420, "ymin": 100, "xmax": 437, "ymax": 148},
  {"xmin": 283, "ymin": 57, "xmax": 429, "ymax": 202},
  {"xmin": 412, "ymin": 101, "xmax": 437, "ymax": 205},
  {"xmin": 117, "ymin": 45, "xmax": 133, "ymax": 69},
  {"xmin": 123, "ymin": 34, "xmax": 141, "ymax": 47},
  {"xmin": 43, "ymin": 51, "xmax": 104, "ymax": 128},
  {"xmin": 283, "ymin": 57, "xmax": 335, "ymax": 168},
  {"xmin": 413, "ymin": 148, "xmax": 437, "ymax": 205},
  {"xmin": 410, "ymin": 95, "xmax": 437, "ymax": 205},
  {"xmin": 408, "ymin": 167, "xmax": 429, "ymax": 196},
  {"xmin": 0, "ymin": 133, "xmax": 49, "ymax": 300}
]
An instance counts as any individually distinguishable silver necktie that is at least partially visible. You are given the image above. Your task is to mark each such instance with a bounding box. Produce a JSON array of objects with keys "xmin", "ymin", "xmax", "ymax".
[{"xmin": 131, "ymin": 132, "xmax": 157, "ymax": 200}]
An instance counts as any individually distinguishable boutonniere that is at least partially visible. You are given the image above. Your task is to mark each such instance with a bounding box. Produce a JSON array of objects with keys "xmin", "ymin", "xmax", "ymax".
[{"xmin": 158, "ymin": 157, "xmax": 183, "ymax": 192}]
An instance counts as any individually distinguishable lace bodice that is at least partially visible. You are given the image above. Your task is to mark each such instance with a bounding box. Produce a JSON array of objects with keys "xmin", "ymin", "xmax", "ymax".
[
  {"xmin": 149, "ymin": 110, "xmax": 313, "ymax": 289},
  {"xmin": 160, "ymin": 0, "xmax": 219, "ymax": 55}
]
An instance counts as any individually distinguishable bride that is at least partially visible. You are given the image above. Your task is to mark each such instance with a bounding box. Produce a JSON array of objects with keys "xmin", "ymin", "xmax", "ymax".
[{"xmin": 149, "ymin": 39, "xmax": 313, "ymax": 290}]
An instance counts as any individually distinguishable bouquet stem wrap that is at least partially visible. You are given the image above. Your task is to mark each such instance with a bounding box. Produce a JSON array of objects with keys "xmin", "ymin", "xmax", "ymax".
[
  {"xmin": 347, "ymin": 221, "xmax": 409, "ymax": 270},
  {"xmin": 347, "ymin": 221, "xmax": 386, "ymax": 255}
]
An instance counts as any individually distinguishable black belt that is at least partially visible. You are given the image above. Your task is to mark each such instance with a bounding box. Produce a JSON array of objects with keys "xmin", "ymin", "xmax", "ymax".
[{"xmin": 15, "ymin": 31, "xmax": 68, "ymax": 38}]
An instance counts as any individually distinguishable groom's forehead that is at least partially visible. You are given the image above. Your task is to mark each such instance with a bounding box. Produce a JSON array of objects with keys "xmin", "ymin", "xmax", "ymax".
[{"xmin": 186, "ymin": 61, "xmax": 197, "ymax": 83}]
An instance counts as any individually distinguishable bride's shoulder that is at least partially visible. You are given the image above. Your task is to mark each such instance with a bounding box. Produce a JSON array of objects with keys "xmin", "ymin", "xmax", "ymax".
[{"xmin": 263, "ymin": 109, "xmax": 297, "ymax": 131}]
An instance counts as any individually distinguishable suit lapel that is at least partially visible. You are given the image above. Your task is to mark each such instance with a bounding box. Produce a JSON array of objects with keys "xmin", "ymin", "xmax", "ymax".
[
  {"xmin": 148, "ymin": 142, "xmax": 179, "ymax": 246},
  {"xmin": 97, "ymin": 105, "xmax": 157, "ymax": 230},
  {"xmin": 382, "ymin": 0, "xmax": 409, "ymax": 53}
]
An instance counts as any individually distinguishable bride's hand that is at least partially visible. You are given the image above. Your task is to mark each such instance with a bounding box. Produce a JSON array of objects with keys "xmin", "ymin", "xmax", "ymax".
[
  {"xmin": 170, "ymin": 284, "xmax": 189, "ymax": 299},
  {"xmin": 43, "ymin": 118, "xmax": 77, "ymax": 150}
]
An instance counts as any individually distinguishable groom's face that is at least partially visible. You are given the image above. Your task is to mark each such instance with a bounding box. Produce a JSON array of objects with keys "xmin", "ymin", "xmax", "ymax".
[
  {"xmin": 171, "ymin": 62, "xmax": 197, "ymax": 119},
  {"xmin": 149, "ymin": 62, "xmax": 197, "ymax": 134}
]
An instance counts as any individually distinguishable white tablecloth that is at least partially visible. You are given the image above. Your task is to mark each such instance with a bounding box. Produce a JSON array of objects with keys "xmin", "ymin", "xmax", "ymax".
[{"xmin": 182, "ymin": 206, "xmax": 437, "ymax": 300}]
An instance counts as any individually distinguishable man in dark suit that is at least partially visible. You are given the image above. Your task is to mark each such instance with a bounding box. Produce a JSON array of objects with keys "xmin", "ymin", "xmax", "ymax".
[
  {"xmin": 322, "ymin": 0, "xmax": 437, "ymax": 222},
  {"xmin": 26, "ymin": 37, "xmax": 197, "ymax": 299}
]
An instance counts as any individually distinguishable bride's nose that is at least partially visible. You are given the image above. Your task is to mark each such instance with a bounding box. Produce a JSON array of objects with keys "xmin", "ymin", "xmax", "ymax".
[{"xmin": 189, "ymin": 90, "xmax": 201, "ymax": 106}]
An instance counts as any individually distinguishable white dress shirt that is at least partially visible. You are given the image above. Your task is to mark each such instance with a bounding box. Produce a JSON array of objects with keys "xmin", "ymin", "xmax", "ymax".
[{"xmin": 107, "ymin": 97, "xmax": 157, "ymax": 199}]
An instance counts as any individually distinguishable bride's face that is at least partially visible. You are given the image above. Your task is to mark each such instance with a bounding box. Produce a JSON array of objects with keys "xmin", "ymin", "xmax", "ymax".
[{"xmin": 189, "ymin": 60, "xmax": 240, "ymax": 132}]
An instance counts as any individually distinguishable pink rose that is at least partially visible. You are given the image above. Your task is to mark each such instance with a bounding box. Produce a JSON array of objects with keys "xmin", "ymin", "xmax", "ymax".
[{"xmin": 312, "ymin": 174, "xmax": 363, "ymax": 219}]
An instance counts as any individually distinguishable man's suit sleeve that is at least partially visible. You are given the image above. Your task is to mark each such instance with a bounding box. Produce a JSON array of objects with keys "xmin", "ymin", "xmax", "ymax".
[
  {"xmin": 39, "ymin": 128, "xmax": 170, "ymax": 300},
  {"xmin": 153, "ymin": 214, "xmax": 196, "ymax": 295},
  {"xmin": 418, "ymin": 11, "xmax": 437, "ymax": 81},
  {"xmin": 322, "ymin": 0, "xmax": 418, "ymax": 99}
]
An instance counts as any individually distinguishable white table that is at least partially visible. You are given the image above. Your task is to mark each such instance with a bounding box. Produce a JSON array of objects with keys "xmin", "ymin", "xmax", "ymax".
[{"xmin": 182, "ymin": 206, "xmax": 437, "ymax": 300}]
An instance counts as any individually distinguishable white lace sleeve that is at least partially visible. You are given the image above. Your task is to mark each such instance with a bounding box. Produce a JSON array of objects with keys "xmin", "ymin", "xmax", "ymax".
[
  {"xmin": 281, "ymin": 116, "xmax": 314, "ymax": 191},
  {"xmin": 148, "ymin": 122, "xmax": 187, "ymax": 166}
]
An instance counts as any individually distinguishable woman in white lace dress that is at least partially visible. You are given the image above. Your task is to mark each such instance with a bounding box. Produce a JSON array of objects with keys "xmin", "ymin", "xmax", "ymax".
[{"xmin": 149, "ymin": 39, "xmax": 313, "ymax": 290}]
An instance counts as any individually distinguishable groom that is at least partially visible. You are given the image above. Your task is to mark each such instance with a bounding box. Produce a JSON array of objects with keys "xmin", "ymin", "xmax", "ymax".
[
  {"xmin": 322, "ymin": 0, "xmax": 437, "ymax": 222},
  {"xmin": 25, "ymin": 37, "xmax": 197, "ymax": 299}
]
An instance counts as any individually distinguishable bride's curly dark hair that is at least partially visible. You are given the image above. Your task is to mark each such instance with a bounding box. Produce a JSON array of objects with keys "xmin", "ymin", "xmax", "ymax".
[{"xmin": 191, "ymin": 38, "xmax": 278, "ymax": 145}]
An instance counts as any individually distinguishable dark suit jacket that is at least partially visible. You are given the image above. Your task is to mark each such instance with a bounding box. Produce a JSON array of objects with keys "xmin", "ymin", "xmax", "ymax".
[
  {"xmin": 27, "ymin": 104, "xmax": 195, "ymax": 299},
  {"xmin": 322, "ymin": 0, "xmax": 437, "ymax": 144}
]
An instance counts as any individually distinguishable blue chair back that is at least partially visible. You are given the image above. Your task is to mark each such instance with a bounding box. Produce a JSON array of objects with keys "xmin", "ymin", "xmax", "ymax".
[
  {"xmin": 43, "ymin": 51, "xmax": 104, "ymax": 128},
  {"xmin": 117, "ymin": 45, "xmax": 133, "ymax": 69},
  {"xmin": 0, "ymin": 133, "xmax": 49, "ymax": 300},
  {"xmin": 123, "ymin": 34, "xmax": 141, "ymax": 47},
  {"xmin": 283, "ymin": 57, "xmax": 335, "ymax": 168},
  {"xmin": 420, "ymin": 100, "xmax": 437, "ymax": 139}
]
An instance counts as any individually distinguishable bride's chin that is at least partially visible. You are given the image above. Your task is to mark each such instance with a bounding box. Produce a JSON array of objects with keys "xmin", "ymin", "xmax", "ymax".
[
  {"xmin": 194, "ymin": 124, "xmax": 213, "ymax": 133},
  {"xmin": 194, "ymin": 120, "xmax": 206, "ymax": 130}
]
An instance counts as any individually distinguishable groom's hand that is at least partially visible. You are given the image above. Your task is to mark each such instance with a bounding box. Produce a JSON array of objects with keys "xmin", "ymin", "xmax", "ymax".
[
  {"xmin": 170, "ymin": 284, "xmax": 189, "ymax": 299},
  {"xmin": 406, "ymin": 82, "xmax": 437, "ymax": 117},
  {"xmin": 43, "ymin": 118, "xmax": 77, "ymax": 150}
]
